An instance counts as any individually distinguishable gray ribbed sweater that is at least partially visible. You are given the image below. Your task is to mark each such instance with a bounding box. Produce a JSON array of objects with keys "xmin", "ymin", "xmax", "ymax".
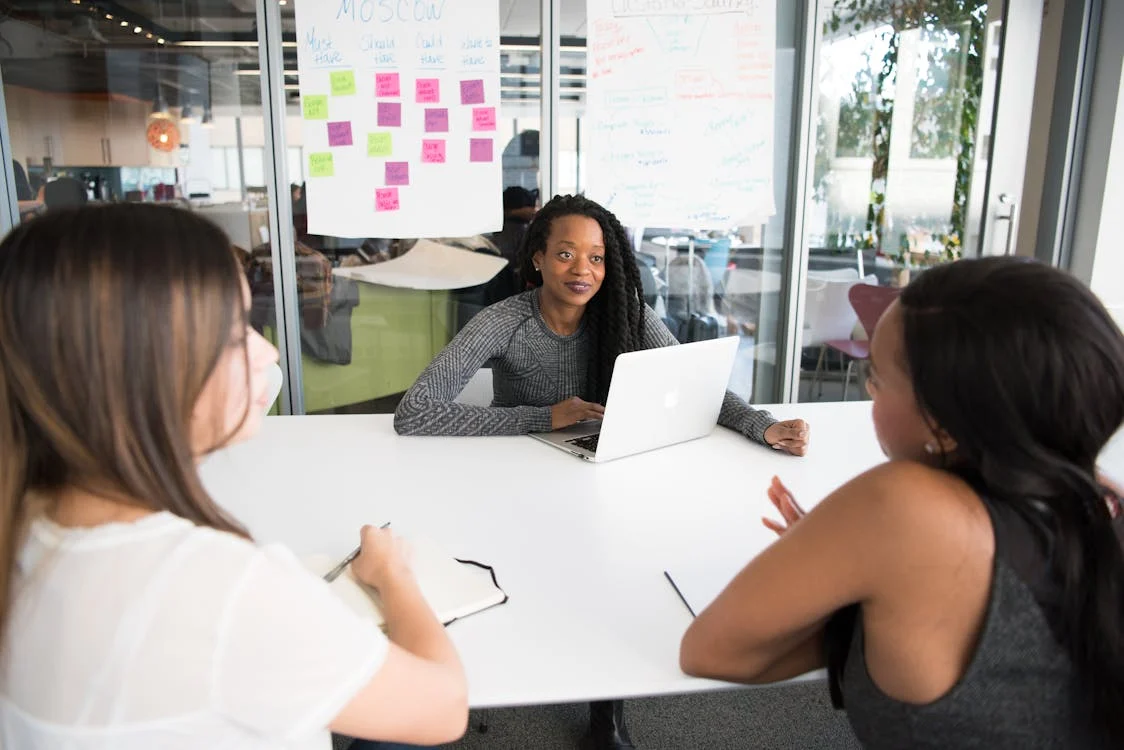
[{"xmin": 394, "ymin": 290, "xmax": 776, "ymax": 443}]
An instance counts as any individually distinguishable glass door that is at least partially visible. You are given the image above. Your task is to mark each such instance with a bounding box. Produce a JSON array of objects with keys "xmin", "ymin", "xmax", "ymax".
[{"xmin": 795, "ymin": 0, "xmax": 1044, "ymax": 403}]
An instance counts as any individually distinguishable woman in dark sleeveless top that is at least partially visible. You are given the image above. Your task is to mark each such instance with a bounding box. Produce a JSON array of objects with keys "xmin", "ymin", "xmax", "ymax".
[{"xmin": 679, "ymin": 257, "xmax": 1124, "ymax": 748}]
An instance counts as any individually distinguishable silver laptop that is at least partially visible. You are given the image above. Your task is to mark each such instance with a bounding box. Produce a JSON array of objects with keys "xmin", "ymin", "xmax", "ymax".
[{"xmin": 530, "ymin": 336, "xmax": 740, "ymax": 463}]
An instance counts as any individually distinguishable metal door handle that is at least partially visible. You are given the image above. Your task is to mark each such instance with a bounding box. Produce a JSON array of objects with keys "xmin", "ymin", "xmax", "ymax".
[{"xmin": 994, "ymin": 193, "xmax": 1018, "ymax": 256}]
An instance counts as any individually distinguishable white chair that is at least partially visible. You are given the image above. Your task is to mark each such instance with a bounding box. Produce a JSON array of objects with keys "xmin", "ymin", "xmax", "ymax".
[
  {"xmin": 263, "ymin": 361, "xmax": 283, "ymax": 415},
  {"xmin": 454, "ymin": 368, "xmax": 493, "ymax": 407},
  {"xmin": 803, "ymin": 274, "xmax": 875, "ymax": 348},
  {"xmin": 802, "ymin": 274, "xmax": 877, "ymax": 398}
]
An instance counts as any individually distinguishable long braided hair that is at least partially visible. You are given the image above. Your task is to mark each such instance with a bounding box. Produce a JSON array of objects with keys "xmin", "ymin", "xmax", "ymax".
[{"xmin": 517, "ymin": 195, "xmax": 645, "ymax": 404}]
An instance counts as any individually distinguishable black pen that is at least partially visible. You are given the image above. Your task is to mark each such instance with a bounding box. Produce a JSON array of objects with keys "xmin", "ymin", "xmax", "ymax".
[{"xmin": 664, "ymin": 570, "xmax": 697, "ymax": 617}]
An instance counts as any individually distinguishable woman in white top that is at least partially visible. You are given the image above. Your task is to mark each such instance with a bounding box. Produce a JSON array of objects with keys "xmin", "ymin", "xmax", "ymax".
[{"xmin": 0, "ymin": 204, "xmax": 468, "ymax": 749}]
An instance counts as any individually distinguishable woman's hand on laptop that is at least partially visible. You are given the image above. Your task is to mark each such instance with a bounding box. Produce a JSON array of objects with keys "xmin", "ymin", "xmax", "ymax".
[
  {"xmin": 551, "ymin": 397, "xmax": 606, "ymax": 429},
  {"xmin": 764, "ymin": 419, "xmax": 810, "ymax": 456}
]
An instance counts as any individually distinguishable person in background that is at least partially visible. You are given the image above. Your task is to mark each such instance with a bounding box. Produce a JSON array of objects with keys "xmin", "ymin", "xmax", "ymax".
[
  {"xmin": 395, "ymin": 193, "xmax": 809, "ymax": 750},
  {"xmin": 11, "ymin": 160, "xmax": 32, "ymax": 201},
  {"xmin": 0, "ymin": 204, "xmax": 468, "ymax": 750},
  {"xmin": 680, "ymin": 257, "xmax": 1124, "ymax": 749},
  {"xmin": 41, "ymin": 176, "xmax": 88, "ymax": 211},
  {"xmin": 491, "ymin": 185, "xmax": 538, "ymax": 266}
]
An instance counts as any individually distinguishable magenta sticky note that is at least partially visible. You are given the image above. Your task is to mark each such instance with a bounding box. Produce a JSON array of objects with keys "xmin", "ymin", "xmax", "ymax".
[
  {"xmin": 385, "ymin": 161, "xmax": 410, "ymax": 186},
  {"xmin": 421, "ymin": 139, "xmax": 446, "ymax": 163},
  {"xmin": 469, "ymin": 138, "xmax": 493, "ymax": 163},
  {"xmin": 424, "ymin": 108, "xmax": 449, "ymax": 133},
  {"xmin": 327, "ymin": 121, "xmax": 353, "ymax": 147},
  {"xmin": 376, "ymin": 187, "xmax": 400, "ymax": 211},
  {"xmin": 472, "ymin": 107, "xmax": 496, "ymax": 132},
  {"xmin": 460, "ymin": 79, "xmax": 485, "ymax": 105},
  {"xmin": 416, "ymin": 78, "xmax": 440, "ymax": 103},
  {"xmin": 375, "ymin": 72, "xmax": 400, "ymax": 97},
  {"xmin": 377, "ymin": 102, "xmax": 402, "ymax": 127}
]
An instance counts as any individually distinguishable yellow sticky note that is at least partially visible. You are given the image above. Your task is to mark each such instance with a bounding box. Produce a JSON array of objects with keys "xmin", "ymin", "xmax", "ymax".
[
  {"xmin": 330, "ymin": 70, "xmax": 356, "ymax": 96},
  {"xmin": 302, "ymin": 94, "xmax": 328, "ymax": 120},
  {"xmin": 309, "ymin": 152, "xmax": 335, "ymax": 178},
  {"xmin": 367, "ymin": 132, "xmax": 393, "ymax": 157}
]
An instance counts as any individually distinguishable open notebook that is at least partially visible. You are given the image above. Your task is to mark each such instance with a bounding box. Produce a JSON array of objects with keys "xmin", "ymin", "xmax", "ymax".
[{"xmin": 305, "ymin": 536, "xmax": 507, "ymax": 628}]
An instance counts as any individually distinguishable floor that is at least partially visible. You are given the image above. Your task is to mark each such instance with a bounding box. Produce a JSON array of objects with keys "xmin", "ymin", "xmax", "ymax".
[{"xmin": 336, "ymin": 680, "xmax": 861, "ymax": 749}]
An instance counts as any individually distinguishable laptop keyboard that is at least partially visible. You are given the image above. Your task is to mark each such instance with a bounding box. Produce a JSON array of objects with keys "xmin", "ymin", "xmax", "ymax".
[{"xmin": 566, "ymin": 433, "xmax": 600, "ymax": 454}]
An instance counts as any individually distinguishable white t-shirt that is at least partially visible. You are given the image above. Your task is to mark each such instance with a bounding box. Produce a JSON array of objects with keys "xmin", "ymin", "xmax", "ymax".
[{"xmin": 0, "ymin": 511, "xmax": 388, "ymax": 750}]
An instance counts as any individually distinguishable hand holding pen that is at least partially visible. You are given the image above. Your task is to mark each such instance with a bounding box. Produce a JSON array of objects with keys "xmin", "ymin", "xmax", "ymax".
[{"xmin": 350, "ymin": 523, "xmax": 416, "ymax": 592}]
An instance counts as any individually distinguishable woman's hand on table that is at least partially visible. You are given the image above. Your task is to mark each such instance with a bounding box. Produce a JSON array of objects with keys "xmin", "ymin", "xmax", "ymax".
[
  {"xmin": 762, "ymin": 476, "xmax": 806, "ymax": 536},
  {"xmin": 764, "ymin": 419, "xmax": 810, "ymax": 456}
]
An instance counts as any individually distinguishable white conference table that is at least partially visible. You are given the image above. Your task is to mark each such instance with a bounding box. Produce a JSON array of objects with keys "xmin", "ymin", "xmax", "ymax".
[{"xmin": 199, "ymin": 401, "xmax": 885, "ymax": 708}]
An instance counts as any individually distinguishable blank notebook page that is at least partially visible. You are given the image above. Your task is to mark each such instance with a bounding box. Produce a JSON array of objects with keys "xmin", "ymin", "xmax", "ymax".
[{"xmin": 304, "ymin": 536, "xmax": 506, "ymax": 627}]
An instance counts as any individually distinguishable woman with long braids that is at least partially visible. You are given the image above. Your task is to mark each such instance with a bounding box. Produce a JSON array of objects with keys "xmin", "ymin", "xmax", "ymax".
[
  {"xmin": 395, "ymin": 194, "xmax": 809, "ymax": 749},
  {"xmin": 681, "ymin": 257, "xmax": 1124, "ymax": 748}
]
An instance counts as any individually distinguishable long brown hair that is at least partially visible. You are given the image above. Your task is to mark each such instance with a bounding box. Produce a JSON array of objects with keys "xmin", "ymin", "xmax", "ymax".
[{"xmin": 0, "ymin": 203, "xmax": 252, "ymax": 645}]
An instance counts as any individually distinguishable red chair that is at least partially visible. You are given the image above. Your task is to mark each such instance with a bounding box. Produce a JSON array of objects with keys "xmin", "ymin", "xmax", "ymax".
[{"xmin": 820, "ymin": 283, "xmax": 901, "ymax": 400}]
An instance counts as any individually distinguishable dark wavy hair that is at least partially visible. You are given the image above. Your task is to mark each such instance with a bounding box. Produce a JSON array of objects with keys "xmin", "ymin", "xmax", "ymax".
[
  {"xmin": 517, "ymin": 194, "xmax": 645, "ymax": 403},
  {"xmin": 900, "ymin": 256, "xmax": 1124, "ymax": 742}
]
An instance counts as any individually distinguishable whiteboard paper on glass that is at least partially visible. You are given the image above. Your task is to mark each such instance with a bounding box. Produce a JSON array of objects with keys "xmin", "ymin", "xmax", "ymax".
[
  {"xmin": 333, "ymin": 239, "xmax": 508, "ymax": 290},
  {"xmin": 584, "ymin": 0, "xmax": 777, "ymax": 229},
  {"xmin": 294, "ymin": 1, "xmax": 503, "ymax": 239}
]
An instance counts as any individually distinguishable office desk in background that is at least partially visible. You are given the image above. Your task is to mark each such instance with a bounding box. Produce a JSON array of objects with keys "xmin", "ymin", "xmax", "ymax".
[{"xmin": 200, "ymin": 402, "xmax": 885, "ymax": 708}]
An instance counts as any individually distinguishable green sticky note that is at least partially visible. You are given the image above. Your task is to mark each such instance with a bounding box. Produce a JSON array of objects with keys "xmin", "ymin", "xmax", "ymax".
[
  {"xmin": 302, "ymin": 94, "xmax": 328, "ymax": 120},
  {"xmin": 367, "ymin": 132, "xmax": 393, "ymax": 157},
  {"xmin": 330, "ymin": 70, "xmax": 356, "ymax": 96},
  {"xmin": 309, "ymin": 152, "xmax": 335, "ymax": 178}
]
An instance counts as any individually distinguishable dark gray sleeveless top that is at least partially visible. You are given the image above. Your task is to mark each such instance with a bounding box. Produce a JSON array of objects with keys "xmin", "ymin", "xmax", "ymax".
[{"xmin": 827, "ymin": 498, "xmax": 1103, "ymax": 748}]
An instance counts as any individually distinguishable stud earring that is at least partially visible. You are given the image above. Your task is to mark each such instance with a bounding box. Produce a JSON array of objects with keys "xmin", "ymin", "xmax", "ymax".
[{"xmin": 924, "ymin": 443, "xmax": 937, "ymax": 454}]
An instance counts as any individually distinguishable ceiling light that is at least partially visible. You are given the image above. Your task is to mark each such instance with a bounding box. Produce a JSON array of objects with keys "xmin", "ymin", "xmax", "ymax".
[
  {"xmin": 180, "ymin": 104, "xmax": 197, "ymax": 124},
  {"xmin": 157, "ymin": 38, "xmax": 165, "ymax": 44},
  {"xmin": 120, "ymin": 20, "xmax": 128, "ymax": 27},
  {"xmin": 134, "ymin": 26, "xmax": 142, "ymax": 33},
  {"xmin": 105, "ymin": 13, "xmax": 113, "ymax": 19},
  {"xmin": 146, "ymin": 33, "xmax": 153, "ymax": 39},
  {"xmin": 201, "ymin": 105, "xmax": 214, "ymax": 128}
]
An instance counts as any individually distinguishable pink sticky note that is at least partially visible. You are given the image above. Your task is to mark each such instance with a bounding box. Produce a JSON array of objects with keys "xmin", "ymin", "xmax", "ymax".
[
  {"xmin": 460, "ymin": 79, "xmax": 485, "ymax": 104},
  {"xmin": 376, "ymin": 187, "xmax": 400, "ymax": 211},
  {"xmin": 377, "ymin": 102, "xmax": 402, "ymax": 127},
  {"xmin": 385, "ymin": 161, "xmax": 410, "ymax": 186},
  {"xmin": 416, "ymin": 78, "xmax": 440, "ymax": 103},
  {"xmin": 375, "ymin": 72, "xmax": 401, "ymax": 97},
  {"xmin": 421, "ymin": 139, "xmax": 446, "ymax": 163},
  {"xmin": 327, "ymin": 121, "xmax": 353, "ymax": 147},
  {"xmin": 424, "ymin": 108, "xmax": 449, "ymax": 133},
  {"xmin": 472, "ymin": 107, "xmax": 496, "ymax": 131},
  {"xmin": 469, "ymin": 138, "xmax": 493, "ymax": 163}
]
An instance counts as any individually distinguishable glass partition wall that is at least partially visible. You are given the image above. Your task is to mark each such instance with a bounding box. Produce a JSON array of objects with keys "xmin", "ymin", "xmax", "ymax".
[{"xmin": 0, "ymin": 1, "xmax": 1049, "ymax": 412}]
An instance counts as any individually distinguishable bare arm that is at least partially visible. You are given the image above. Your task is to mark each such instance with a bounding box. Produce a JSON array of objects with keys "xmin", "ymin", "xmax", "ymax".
[
  {"xmin": 330, "ymin": 528, "xmax": 467, "ymax": 745},
  {"xmin": 680, "ymin": 462, "xmax": 978, "ymax": 684}
]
